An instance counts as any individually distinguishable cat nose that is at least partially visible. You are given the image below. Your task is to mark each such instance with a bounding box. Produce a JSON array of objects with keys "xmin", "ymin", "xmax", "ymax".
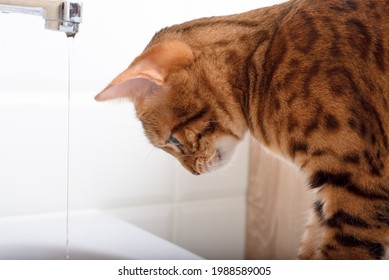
[{"xmin": 192, "ymin": 170, "xmax": 200, "ymax": 176}]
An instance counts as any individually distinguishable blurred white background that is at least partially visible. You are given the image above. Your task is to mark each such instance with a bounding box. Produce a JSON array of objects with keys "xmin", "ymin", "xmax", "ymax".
[{"xmin": 0, "ymin": 0, "xmax": 285, "ymax": 259}]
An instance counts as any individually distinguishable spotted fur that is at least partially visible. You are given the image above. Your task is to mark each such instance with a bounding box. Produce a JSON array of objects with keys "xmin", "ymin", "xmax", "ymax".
[{"xmin": 96, "ymin": 0, "xmax": 389, "ymax": 259}]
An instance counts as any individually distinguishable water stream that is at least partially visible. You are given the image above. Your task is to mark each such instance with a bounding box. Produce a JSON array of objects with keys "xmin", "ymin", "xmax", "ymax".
[{"xmin": 65, "ymin": 35, "xmax": 74, "ymax": 260}]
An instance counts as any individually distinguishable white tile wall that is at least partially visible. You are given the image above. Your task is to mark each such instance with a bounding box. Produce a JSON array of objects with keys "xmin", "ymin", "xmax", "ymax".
[
  {"xmin": 106, "ymin": 204, "xmax": 174, "ymax": 243},
  {"xmin": 0, "ymin": 0, "xmax": 287, "ymax": 259},
  {"xmin": 174, "ymin": 197, "xmax": 247, "ymax": 260},
  {"xmin": 0, "ymin": 93, "xmax": 68, "ymax": 216}
]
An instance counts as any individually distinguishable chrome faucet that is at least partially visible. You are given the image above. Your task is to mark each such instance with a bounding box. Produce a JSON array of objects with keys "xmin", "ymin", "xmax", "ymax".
[{"xmin": 0, "ymin": 0, "xmax": 82, "ymax": 37}]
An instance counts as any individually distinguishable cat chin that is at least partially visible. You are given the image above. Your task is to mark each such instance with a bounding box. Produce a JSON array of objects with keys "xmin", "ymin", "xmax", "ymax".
[{"xmin": 206, "ymin": 136, "xmax": 239, "ymax": 173}]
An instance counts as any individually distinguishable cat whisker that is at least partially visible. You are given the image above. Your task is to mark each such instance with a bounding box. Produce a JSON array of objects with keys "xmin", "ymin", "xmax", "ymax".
[
  {"xmin": 158, "ymin": 144, "xmax": 170, "ymax": 149},
  {"xmin": 143, "ymin": 147, "xmax": 157, "ymax": 164},
  {"xmin": 131, "ymin": 140, "xmax": 154, "ymax": 151},
  {"xmin": 177, "ymin": 154, "xmax": 192, "ymax": 159},
  {"xmin": 208, "ymin": 158, "xmax": 231, "ymax": 170},
  {"xmin": 206, "ymin": 150, "xmax": 217, "ymax": 164}
]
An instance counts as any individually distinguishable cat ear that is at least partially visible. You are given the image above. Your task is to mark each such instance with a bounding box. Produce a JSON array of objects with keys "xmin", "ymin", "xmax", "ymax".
[
  {"xmin": 95, "ymin": 41, "xmax": 194, "ymax": 103},
  {"xmin": 94, "ymin": 69, "xmax": 163, "ymax": 103}
]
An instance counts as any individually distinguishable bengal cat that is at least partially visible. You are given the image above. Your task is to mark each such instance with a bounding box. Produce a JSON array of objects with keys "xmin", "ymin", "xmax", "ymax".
[{"xmin": 95, "ymin": 0, "xmax": 389, "ymax": 259}]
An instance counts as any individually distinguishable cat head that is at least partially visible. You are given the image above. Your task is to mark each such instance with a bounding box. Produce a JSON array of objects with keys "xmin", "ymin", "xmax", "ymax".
[{"xmin": 95, "ymin": 40, "xmax": 247, "ymax": 175}]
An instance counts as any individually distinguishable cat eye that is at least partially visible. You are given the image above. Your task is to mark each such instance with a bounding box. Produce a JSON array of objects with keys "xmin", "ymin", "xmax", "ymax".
[{"xmin": 169, "ymin": 135, "xmax": 182, "ymax": 146}]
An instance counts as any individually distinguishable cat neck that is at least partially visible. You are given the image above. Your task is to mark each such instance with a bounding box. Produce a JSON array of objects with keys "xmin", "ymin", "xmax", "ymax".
[{"xmin": 230, "ymin": 3, "xmax": 294, "ymax": 135}]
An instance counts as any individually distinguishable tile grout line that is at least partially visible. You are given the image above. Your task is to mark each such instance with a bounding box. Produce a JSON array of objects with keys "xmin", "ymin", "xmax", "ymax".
[{"xmin": 172, "ymin": 163, "xmax": 180, "ymax": 244}]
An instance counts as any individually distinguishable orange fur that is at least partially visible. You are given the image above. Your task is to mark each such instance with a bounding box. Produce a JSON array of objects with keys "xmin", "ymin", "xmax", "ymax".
[{"xmin": 97, "ymin": 0, "xmax": 389, "ymax": 259}]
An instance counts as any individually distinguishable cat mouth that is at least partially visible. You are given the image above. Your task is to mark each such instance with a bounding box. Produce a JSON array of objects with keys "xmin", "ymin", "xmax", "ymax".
[
  {"xmin": 191, "ymin": 149, "xmax": 223, "ymax": 175},
  {"xmin": 180, "ymin": 136, "xmax": 239, "ymax": 176},
  {"xmin": 205, "ymin": 149, "xmax": 223, "ymax": 171}
]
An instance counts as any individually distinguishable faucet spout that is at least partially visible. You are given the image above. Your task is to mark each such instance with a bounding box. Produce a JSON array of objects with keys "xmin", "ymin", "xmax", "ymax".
[{"xmin": 0, "ymin": 0, "xmax": 82, "ymax": 37}]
